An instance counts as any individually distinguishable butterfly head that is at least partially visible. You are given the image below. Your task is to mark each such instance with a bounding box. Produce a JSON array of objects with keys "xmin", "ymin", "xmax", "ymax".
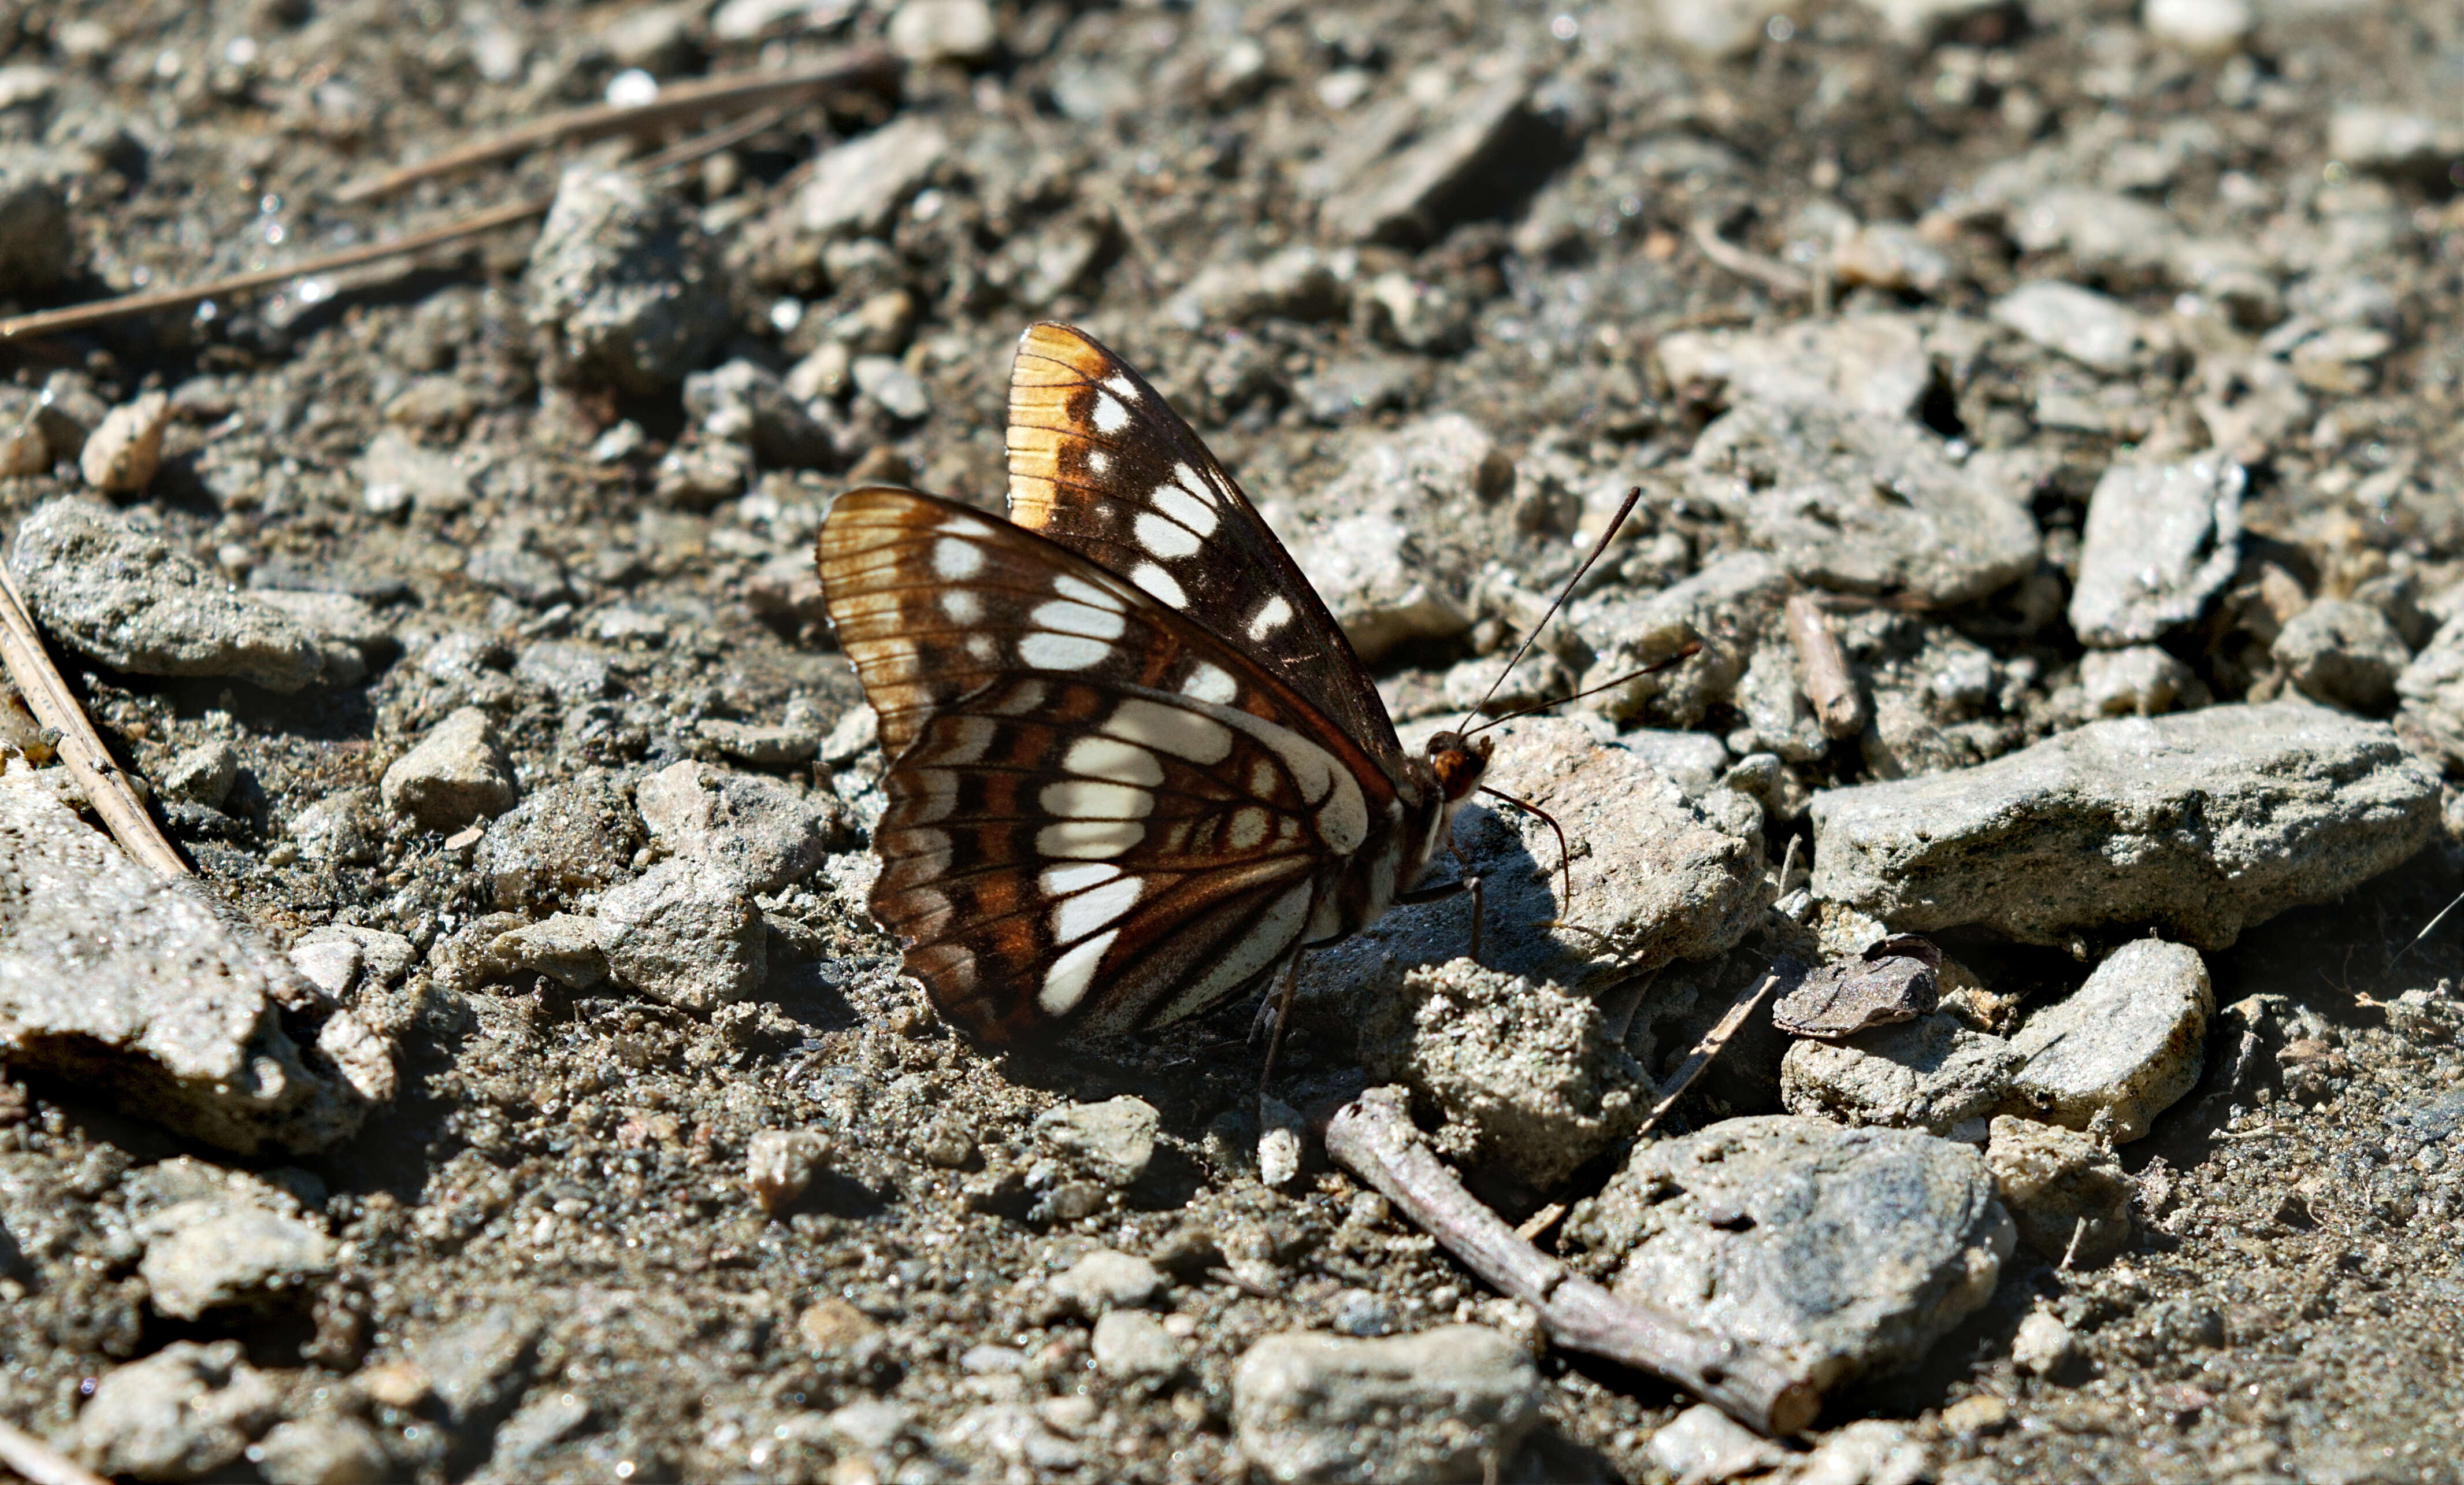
[{"xmin": 1424, "ymin": 731, "xmax": 1494, "ymax": 803}]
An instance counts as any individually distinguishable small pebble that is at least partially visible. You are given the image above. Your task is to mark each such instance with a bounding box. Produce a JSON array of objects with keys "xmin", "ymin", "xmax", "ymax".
[{"xmin": 745, "ymin": 1129, "xmax": 832, "ymax": 1214}]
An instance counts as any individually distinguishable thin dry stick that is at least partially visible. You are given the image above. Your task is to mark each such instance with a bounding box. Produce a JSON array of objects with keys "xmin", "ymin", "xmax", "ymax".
[
  {"xmin": 1784, "ymin": 592, "xmax": 1866, "ymax": 739},
  {"xmin": 333, "ymin": 47, "xmax": 896, "ymax": 203},
  {"xmin": 1689, "ymin": 215, "xmax": 1812, "ymax": 295},
  {"xmin": 0, "ymin": 1414, "xmax": 112, "ymax": 1485},
  {"xmin": 1326, "ymin": 1087, "xmax": 1821, "ymax": 1436},
  {"xmin": 0, "ymin": 557, "xmax": 188, "ymax": 880},
  {"xmin": 1635, "ymin": 973, "xmax": 1782, "ymax": 1137}
]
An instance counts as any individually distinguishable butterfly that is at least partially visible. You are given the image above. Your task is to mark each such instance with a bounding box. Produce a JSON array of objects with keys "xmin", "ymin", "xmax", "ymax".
[{"xmin": 814, "ymin": 323, "xmax": 1497, "ymax": 1046}]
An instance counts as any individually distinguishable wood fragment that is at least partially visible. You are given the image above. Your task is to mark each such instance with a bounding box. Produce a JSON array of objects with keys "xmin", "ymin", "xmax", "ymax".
[
  {"xmin": 1513, "ymin": 1201, "xmax": 1567, "ymax": 1244},
  {"xmin": 333, "ymin": 49, "xmax": 895, "ymax": 203},
  {"xmin": 1785, "ymin": 592, "xmax": 1866, "ymax": 739},
  {"xmin": 0, "ymin": 1416, "xmax": 111, "ymax": 1485},
  {"xmin": 0, "ymin": 557, "xmax": 190, "ymax": 880},
  {"xmin": 1636, "ymin": 973, "xmax": 1781, "ymax": 1137},
  {"xmin": 1325, "ymin": 1087, "xmax": 1820, "ymax": 1436},
  {"xmin": 1689, "ymin": 216, "xmax": 1812, "ymax": 295}
]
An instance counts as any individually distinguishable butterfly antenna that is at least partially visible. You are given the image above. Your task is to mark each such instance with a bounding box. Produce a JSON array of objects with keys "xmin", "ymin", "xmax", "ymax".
[
  {"xmin": 1464, "ymin": 640, "xmax": 1704, "ymax": 739},
  {"xmin": 1454, "ymin": 484, "xmax": 1646, "ymax": 732},
  {"xmin": 1479, "ymin": 786, "xmax": 1577, "ymax": 920}
]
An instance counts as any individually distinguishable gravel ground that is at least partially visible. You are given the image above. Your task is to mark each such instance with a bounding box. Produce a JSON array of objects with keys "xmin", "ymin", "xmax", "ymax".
[{"xmin": 6, "ymin": 1, "xmax": 2464, "ymax": 1482}]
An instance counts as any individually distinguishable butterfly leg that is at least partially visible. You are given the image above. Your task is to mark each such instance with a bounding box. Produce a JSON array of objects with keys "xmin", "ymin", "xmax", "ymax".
[
  {"xmin": 1396, "ymin": 846, "xmax": 1485, "ymax": 964},
  {"xmin": 1252, "ymin": 949, "xmax": 1307, "ymax": 1088}
]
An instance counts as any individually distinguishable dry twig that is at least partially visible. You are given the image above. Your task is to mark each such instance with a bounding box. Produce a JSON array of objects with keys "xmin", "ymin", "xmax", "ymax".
[
  {"xmin": 1689, "ymin": 216, "xmax": 1812, "ymax": 296},
  {"xmin": 333, "ymin": 48, "xmax": 896, "ymax": 203},
  {"xmin": 0, "ymin": 557, "xmax": 188, "ymax": 880},
  {"xmin": 1636, "ymin": 972, "xmax": 1782, "ymax": 1136},
  {"xmin": 0, "ymin": 1417, "xmax": 110, "ymax": 1485},
  {"xmin": 1326, "ymin": 1087, "xmax": 1820, "ymax": 1436},
  {"xmin": 1784, "ymin": 592, "xmax": 1866, "ymax": 739}
]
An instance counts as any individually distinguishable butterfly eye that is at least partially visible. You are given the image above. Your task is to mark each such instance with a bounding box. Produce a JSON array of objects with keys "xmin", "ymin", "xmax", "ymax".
[{"xmin": 1427, "ymin": 734, "xmax": 1489, "ymax": 801}]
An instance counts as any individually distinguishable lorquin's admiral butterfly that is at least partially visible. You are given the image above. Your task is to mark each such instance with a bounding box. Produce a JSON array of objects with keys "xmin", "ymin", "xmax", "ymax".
[{"xmin": 815, "ymin": 323, "xmax": 1537, "ymax": 1047}]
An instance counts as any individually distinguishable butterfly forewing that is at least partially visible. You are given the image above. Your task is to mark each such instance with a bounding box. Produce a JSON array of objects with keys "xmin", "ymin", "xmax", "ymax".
[
  {"xmin": 816, "ymin": 486, "xmax": 1403, "ymax": 1043},
  {"xmin": 1005, "ymin": 323, "xmax": 1402, "ymax": 760}
]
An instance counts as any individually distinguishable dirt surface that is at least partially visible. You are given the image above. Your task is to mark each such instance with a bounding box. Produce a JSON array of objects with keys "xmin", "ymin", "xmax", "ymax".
[{"xmin": 5, "ymin": 0, "xmax": 2464, "ymax": 1482}]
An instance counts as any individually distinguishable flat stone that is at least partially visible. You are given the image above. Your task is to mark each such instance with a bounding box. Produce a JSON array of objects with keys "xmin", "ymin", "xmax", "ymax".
[
  {"xmin": 1564, "ymin": 1116, "xmax": 2013, "ymax": 1392},
  {"xmin": 1798, "ymin": 1421, "xmax": 1932, "ymax": 1485},
  {"xmin": 380, "ymin": 706, "xmax": 518, "ymax": 831},
  {"xmin": 1357, "ymin": 960, "xmax": 1649, "ymax": 1189},
  {"xmin": 634, "ymin": 760, "xmax": 836, "ymax": 894},
  {"xmin": 285, "ymin": 925, "xmax": 416, "ymax": 1002},
  {"xmin": 2327, "ymin": 104, "xmax": 2461, "ymax": 173},
  {"xmin": 682, "ymin": 358, "xmax": 837, "ymax": 469},
  {"xmin": 797, "ymin": 117, "xmax": 949, "ymax": 236},
  {"xmin": 2069, "ymin": 455, "xmax": 2244, "ymax": 647},
  {"xmin": 477, "ymin": 914, "xmax": 608, "ymax": 990},
  {"xmin": 7, "ymin": 498, "xmax": 337, "ymax": 692},
  {"xmin": 357, "ymin": 428, "xmax": 472, "ymax": 515},
  {"xmin": 2003, "ymin": 939, "xmax": 2213, "ymax": 1142},
  {"xmin": 1051, "ymin": 1249, "xmax": 1165, "ymax": 1314},
  {"xmin": 1617, "ymin": 728, "xmax": 1731, "ymax": 793},
  {"xmin": 1300, "ymin": 719, "xmax": 1770, "ymax": 1017},
  {"xmin": 2001, "ymin": 191, "xmax": 2180, "ymax": 276},
  {"xmin": 1992, "ymin": 281, "xmax": 2148, "ymax": 374},
  {"xmin": 1092, "ymin": 1310, "xmax": 1182, "ymax": 1379},
  {"xmin": 2275, "ymin": 598, "xmax": 2409, "ymax": 712},
  {"xmin": 1986, "ymin": 1116, "xmax": 2134, "ymax": 1265},
  {"xmin": 1285, "ymin": 509, "xmax": 1467, "ymax": 662},
  {"xmin": 161, "ymin": 741, "xmax": 240, "ymax": 810},
  {"xmin": 467, "ymin": 547, "xmax": 573, "ymax": 609},
  {"xmin": 1685, "ymin": 402, "xmax": 2041, "ymax": 606},
  {"xmin": 0, "ymin": 773, "xmax": 383, "ymax": 1156},
  {"xmin": 2080, "ymin": 645, "xmax": 2195, "ymax": 716},
  {"xmin": 251, "ymin": 1416, "xmax": 391, "ymax": 1485},
  {"xmin": 1646, "ymin": 1403, "xmax": 1787, "ymax": 1482},
  {"xmin": 697, "ymin": 717, "xmax": 818, "ymax": 768},
  {"xmin": 1780, "ymin": 1013, "xmax": 2024, "ymax": 1138},
  {"xmin": 524, "ymin": 168, "xmax": 730, "ymax": 394},
  {"xmin": 1319, "ymin": 74, "xmax": 1531, "ymax": 246},
  {"xmin": 67, "ymin": 1340, "xmax": 280, "ymax": 1482},
  {"xmin": 414, "ymin": 1304, "xmax": 543, "ymax": 1433},
  {"xmin": 1809, "ymin": 702, "xmax": 2439, "ymax": 950},
  {"xmin": 139, "ymin": 1198, "xmax": 334, "ymax": 1319},
  {"xmin": 476, "ymin": 770, "xmax": 642, "ymax": 909},
  {"xmin": 1656, "ymin": 313, "xmax": 1933, "ymax": 423},
  {"xmin": 1231, "ymin": 1326, "xmax": 1541, "ymax": 1485},
  {"xmin": 591, "ymin": 858, "xmax": 766, "ymax": 1010},
  {"xmin": 1167, "ymin": 246, "xmax": 1348, "ymax": 328},
  {"xmin": 1033, "ymin": 1096, "xmax": 1158, "ymax": 1188}
]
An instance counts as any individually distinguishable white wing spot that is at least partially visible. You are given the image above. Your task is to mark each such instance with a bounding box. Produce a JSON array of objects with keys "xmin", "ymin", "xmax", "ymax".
[
  {"xmin": 923, "ymin": 715, "xmax": 999, "ymax": 766},
  {"xmin": 1030, "ymin": 599, "xmax": 1127, "ymax": 640},
  {"xmin": 1104, "ymin": 373, "xmax": 1141, "ymax": 402},
  {"xmin": 1105, "ymin": 698, "xmax": 1234, "ymax": 764},
  {"xmin": 1093, "ymin": 392, "xmax": 1131, "ymax": 435},
  {"xmin": 1053, "ymin": 874, "xmax": 1144, "ymax": 944},
  {"xmin": 913, "ymin": 768, "xmax": 959, "ymax": 822},
  {"xmin": 1181, "ymin": 661, "xmax": 1238, "ymax": 705},
  {"xmin": 966, "ymin": 634, "xmax": 997, "ymax": 662},
  {"xmin": 1152, "ymin": 483, "xmax": 1218, "ymax": 535},
  {"xmin": 1063, "ymin": 735, "xmax": 1163, "ymax": 788},
  {"xmin": 1134, "ymin": 511, "xmax": 1202, "ymax": 559},
  {"xmin": 940, "ymin": 589, "xmax": 982, "ymax": 623},
  {"xmin": 1038, "ymin": 779, "xmax": 1155, "ymax": 821},
  {"xmin": 932, "ymin": 538, "xmax": 982, "ymax": 580},
  {"xmin": 1250, "ymin": 758, "xmax": 1279, "ymax": 797},
  {"xmin": 1248, "ymin": 595, "xmax": 1293, "ymax": 640},
  {"xmin": 1041, "ymin": 862, "xmax": 1120, "ymax": 895},
  {"xmin": 1228, "ymin": 808, "xmax": 1270, "ymax": 849},
  {"xmin": 1038, "ymin": 819, "xmax": 1145, "ymax": 859},
  {"xmin": 1130, "ymin": 562, "xmax": 1187, "ymax": 607},
  {"xmin": 1040, "ymin": 928, "xmax": 1119, "ymax": 1016},
  {"xmin": 1020, "ymin": 632, "xmax": 1115, "ymax": 670},
  {"xmin": 1087, "ymin": 449, "xmax": 1111, "ymax": 476},
  {"xmin": 1051, "ymin": 574, "xmax": 1125, "ymax": 612},
  {"xmin": 1172, "ymin": 462, "xmax": 1217, "ymax": 505}
]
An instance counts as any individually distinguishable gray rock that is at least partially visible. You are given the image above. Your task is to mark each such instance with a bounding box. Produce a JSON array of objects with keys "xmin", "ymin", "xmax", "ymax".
[
  {"xmin": 1319, "ymin": 73, "xmax": 1531, "ymax": 246},
  {"xmin": 6, "ymin": 498, "xmax": 337, "ymax": 692},
  {"xmin": 466, "ymin": 546, "xmax": 572, "ymax": 608},
  {"xmin": 2068, "ymin": 455, "xmax": 2244, "ymax": 647},
  {"xmin": 1986, "ymin": 1116, "xmax": 2133, "ymax": 1266},
  {"xmin": 476, "ymin": 914, "xmax": 608, "ymax": 990},
  {"xmin": 1286, "ymin": 510, "xmax": 1467, "ymax": 662},
  {"xmin": 1576, "ymin": 553, "xmax": 1792, "ymax": 728},
  {"xmin": 592, "ymin": 858, "xmax": 766, "ymax": 1010},
  {"xmin": 2001, "ymin": 190, "xmax": 2180, "ymax": 276},
  {"xmin": 1231, "ymin": 1326, "xmax": 1541, "ymax": 1485},
  {"xmin": 851, "ymin": 354, "xmax": 930, "ymax": 421},
  {"xmin": 682, "ymin": 359, "xmax": 836, "ymax": 469},
  {"xmin": 1296, "ymin": 355, "xmax": 1426, "ymax": 424},
  {"xmin": 1564, "ymin": 1116, "xmax": 2012, "ymax": 1392},
  {"xmin": 2011, "ymin": 1310, "xmax": 2079, "ymax": 1376},
  {"xmin": 2275, "ymin": 598, "xmax": 2410, "ymax": 712},
  {"xmin": 1300, "ymin": 719, "xmax": 1770, "ymax": 1014},
  {"xmin": 1686, "ymin": 401, "xmax": 2041, "ymax": 607},
  {"xmin": 139, "ymin": 1198, "xmax": 334, "ymax": 1319},
  {"xmin": 524, "ymin": 168, "xmax": 730, "ymax": 394},
  {"xmin": 1646, "ymin": 1404, "xmax": 1787, "ymax": 1483},
  {"xmin": 1033, "ymin": 1096, "xmax": 1158, "ymax": 1188},
  {"xmin": 290, "ymin": 788, "xmax": 381, "ymax": 866},
  {"xmin": 1617, "ymin": 728, "xmax": 1730, "ymax": 793},
  {"xmin": 487, "ymin": 1391, "xmax": 593, "ymax": 1471},
  {"xmin": 698, "ymin": 718, "xmax": 818, "ymax": 768},
  {"xmin": 1092, "ymin": 1310, "xmax": 1182, "ymax": 1379},
  {"xmin": 745, "ymin": 1128, "xmax": 833, "ymax": 1213},
  {"xmin": 161, "ymin": 741, "xmax": 241, "ymax": 810},
  {"xmin": 1798, "ymin": 1420, "xmax": 1932, "ymax": 1485},
  {"xmin": 1780, "ymin": 1013, "xmax": 2023, "ymax": 1138},
  {"xmin": 251, "ymin": 1417, "xmax": 391, "ymax": 1485},
  {"xmin": 477, "ymin": 770, "xmax": 641, "ymax": 909},
  {"xmin": 357, "ymin": 428, "xmax": 473, "ymax": 516},
  {"xmin": 248, "ymin": 590, "xmax": 395, "ymax": 666},
  {"xmin": 2326, "ymin": 103, "xmax": 2461, "ymax": 173},
  {"xmin": 511, "ymin": 639, "xmax": 608, "ymax": 701},
  {"xmin": 1656, "ymin": 314, "xmax": 1933, "ymax": 423},
  {"xmin": 415, "ymin": 1304, "xmax": 543, "ymax": 1432},
  {"xmin": 797, "ymin": 117, "xmax": 949, "ymax": 237},
  {"xmin": 1809, "ymin": 702, "xmax": 2439, "ymax": 950},
  {"xmin": 888, "ymin": 0, "xmax": 997, "ymax": 62},
  {"xmin": 1168, "ymin": 246, "xmax": 1348, "ymax": 328},
  {"xmin": 285, "ymin": 925, "xmax": 417, "ymax": 1002},
  {"xmin": 80, "ymin": 391, "xmax": 172, "ymax": 494},
  {"xmin": 1051, "ymin": 1249, "xmax": 1166, "ymax": 1314},
  {"xmin": 2080, "ymin": 645, "xmax": 2195, "ymax": 716},
  {"xmin": 0, "ymin": 164, "xmax": 72, "ymax": 294},
  {"xmin": 1358, "ymin": 959, "xmax": 1648, "ymax": 1189},
  {"xmin": 68, "ymin": 1340, "xmax": 280, "ymax": 1482},
  {"xmin": 1991, "ymin": 281, "xmax": 2148, "ymax": 373},
  {"xmin": 2396, "ymin": 613, "xmax": 2464, "ymax": 767},
  {"xmin": 0, "ymin": 775, "xmax": 382, "ymax": 1156},
  {"xmin": 381, "ymin": 707, "xmax": 518, "ymax": 831},
  {"xmin": 33, "ymin": 369, "xmax": 108, "ymax": 463},
  {"xmin": 634, "ymin": 760, "xmax": 835, "ymax": 895},
  {"xmin": 2004, "ymin": 939, "xmax": 2213, "ymax": 1142}
]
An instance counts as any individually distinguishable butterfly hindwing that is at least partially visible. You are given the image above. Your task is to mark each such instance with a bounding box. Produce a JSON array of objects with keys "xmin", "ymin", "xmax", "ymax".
[{"xmin": 1005, "ymin": 323, "xmax": 1402, "ymax": 760}]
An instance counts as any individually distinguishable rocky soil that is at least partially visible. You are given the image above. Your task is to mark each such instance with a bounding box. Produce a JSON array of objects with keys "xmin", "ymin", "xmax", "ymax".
[{"xmin": 5, "ymin": 0, "xmax": 2464, "ymax": 1482}]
